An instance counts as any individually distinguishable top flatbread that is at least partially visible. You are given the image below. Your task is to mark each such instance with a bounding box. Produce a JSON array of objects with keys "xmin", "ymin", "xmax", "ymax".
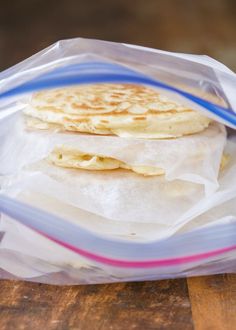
[{"xmin": 24, "ymin": 83, "xmax": 212, "ymax": 138}]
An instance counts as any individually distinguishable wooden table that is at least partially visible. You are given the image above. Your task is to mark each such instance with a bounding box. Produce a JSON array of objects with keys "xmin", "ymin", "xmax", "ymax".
[{"xmin": 0, "ymin": 275, "xmax": 236, "ymax": 329}]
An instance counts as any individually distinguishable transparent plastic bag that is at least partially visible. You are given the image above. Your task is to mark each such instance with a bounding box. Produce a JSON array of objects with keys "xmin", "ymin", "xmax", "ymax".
[{"xmin": 0, "ymin": 38, "xmax": 236, "ymax": 284}]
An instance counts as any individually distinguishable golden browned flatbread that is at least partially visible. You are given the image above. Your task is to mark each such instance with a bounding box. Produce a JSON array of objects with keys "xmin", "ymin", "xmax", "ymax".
[{"xmin": 24, "ymin": 83, "xmax": 212, "ymax": 138}]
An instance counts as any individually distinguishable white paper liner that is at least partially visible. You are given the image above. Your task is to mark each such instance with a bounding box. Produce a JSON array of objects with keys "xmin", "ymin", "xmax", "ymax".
[
  {"xmin": 0, "ymin": 113, "xmax": 226, "ymax": 196},
  {"xmin": 0, "ymin": 139, "xmax": 235, "ymax": 228}
]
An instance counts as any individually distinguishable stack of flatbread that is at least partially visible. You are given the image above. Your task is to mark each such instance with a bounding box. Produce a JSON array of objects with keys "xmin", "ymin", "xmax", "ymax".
[{"xmin": 23, "ymin": 83, "xmax": 226, "ymax": 177}]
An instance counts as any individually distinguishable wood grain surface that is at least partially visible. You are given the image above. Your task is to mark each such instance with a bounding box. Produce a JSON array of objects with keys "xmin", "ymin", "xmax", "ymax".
[
  {"xmin": 0, "ymin": 279, "xmax": 193, "ymax": 330},
  {"xmin": 0, "ymin": 275, "xmax": 236, "ymax": 329},
  {"xmin": 188, "ymin": 275, "xmax": 236, "ymax": 330}
]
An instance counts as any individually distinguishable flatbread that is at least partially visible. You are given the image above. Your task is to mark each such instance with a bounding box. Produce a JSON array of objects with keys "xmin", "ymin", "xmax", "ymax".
[
  {"xmin": 49, "ymin": 145, "xmax": 165, "ymax": 176},
  {"xmin": 24, "ymin": 83, "xmax": 212, "ymax": 138},
  {"xmin": 49, "ymin": 144, "xmax": 228, "ymax": 177}
]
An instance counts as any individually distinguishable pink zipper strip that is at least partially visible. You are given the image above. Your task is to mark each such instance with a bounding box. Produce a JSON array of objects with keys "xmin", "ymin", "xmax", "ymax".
[{"xmin": 38, "ymin": 229, "xmax": 236, "ymax": 268}]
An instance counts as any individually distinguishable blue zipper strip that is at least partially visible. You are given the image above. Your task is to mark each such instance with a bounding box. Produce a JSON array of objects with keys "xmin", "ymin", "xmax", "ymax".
[
  {"xmin": 0, "ymin": 61, "xmax": 235, "ymax": 127},
  {"xmin": 0, "ymin": 194, "xmax": 236, "ymax": 261}
]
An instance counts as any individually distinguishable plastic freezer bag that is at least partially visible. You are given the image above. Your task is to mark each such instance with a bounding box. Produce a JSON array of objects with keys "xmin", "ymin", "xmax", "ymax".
[{"xmin": 0, "ymin": 38, "xmax": 236, "ymax": 284}]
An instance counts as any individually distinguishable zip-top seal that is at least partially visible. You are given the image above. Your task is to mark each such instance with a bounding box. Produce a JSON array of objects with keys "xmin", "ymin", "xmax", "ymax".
[
  {"xmin": 0, "ymin": 194, "xmax": 236, "ymax": 269},
  {"xmin": 0, "ymin": 61, "xmax": 236, "ymax": 128}
]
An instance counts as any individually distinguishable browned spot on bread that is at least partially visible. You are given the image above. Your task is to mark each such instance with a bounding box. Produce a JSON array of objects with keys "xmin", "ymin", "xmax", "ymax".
[
  {"xmin": 82, "ymin": 155, "xmax": 93, "ymax": 161},
  {"xmin": 113, "ymin": 92, "xmax": 126, "ymax": 96},
  {"xmin": 55, "ymin": 93, "xmax": 63, "ymax": 98},
  {"xmin": 71, "ymin": 103, "xmax": 81, "ymax": 109},
  {"xmin": 100, "ymin": 120, "xmax": 109, "ymax": 123},
  {"xmin": 64, "ymin": 117, "xmax": 89, "ymax": 123},
  {"xmin": 71, "ymin": 104, "xmax": 107, "ymax": 111},
  {"xmin": 133, "ymin": 116, "xmax": 147, "ymax": 120}
]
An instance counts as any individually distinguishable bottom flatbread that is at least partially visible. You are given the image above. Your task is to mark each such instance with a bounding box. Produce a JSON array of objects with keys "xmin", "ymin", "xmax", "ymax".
[
  {"xmin": 49, "ymin": 145, "xmax": 229, "ymax": 177},
  {"xmin": 49, "ymin": 146, "xmax": 165, "ymax": 176}
]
